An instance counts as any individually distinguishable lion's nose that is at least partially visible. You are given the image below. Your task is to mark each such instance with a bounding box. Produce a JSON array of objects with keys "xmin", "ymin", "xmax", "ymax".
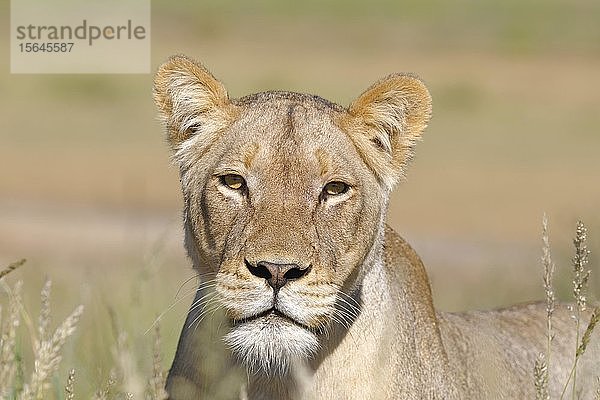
[{"xmin": 246, "ymin": 260, "xmax": 311, "ymax": 291}]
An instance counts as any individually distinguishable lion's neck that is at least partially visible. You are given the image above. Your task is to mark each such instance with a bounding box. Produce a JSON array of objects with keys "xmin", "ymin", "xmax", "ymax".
[
  {"xmin": 244, "ymin": 258, "xmax": 391, "ymax": 400},
  {"xmin": 247, "ymin": 227, "xmax": 458, "ymax": 399},
  {"xmin": 309, "ymin": 257, "xmax": 395, "ymax": 398}
]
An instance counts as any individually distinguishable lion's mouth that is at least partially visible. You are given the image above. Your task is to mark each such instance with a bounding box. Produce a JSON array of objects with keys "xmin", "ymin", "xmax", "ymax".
[{"xmin": 232, "ymin": 308, "xmax": 314, "ymax": 332}]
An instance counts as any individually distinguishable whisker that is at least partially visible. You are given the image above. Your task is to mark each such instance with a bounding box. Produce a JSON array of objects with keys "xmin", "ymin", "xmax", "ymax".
[
  {"xmin": 174, "ymin": 271, "xmax": 218, "ymax": 297},
  {"xmin": 174, "ymin": 273, "xmax": 201, "ymax": 299},
  {"xmin": 329, "ymin": 309, "xmax": 362, "ymax": 348},
  {"xmin": 336, "ymin": 306, "xmax": 357, "ymax": 327},
  {"xmin": 187, "ymin": 299, "xmax": 219, "ymax": 330},
  {"xmin": 329, "ymin": 313, "xmax": 349, "ymax": 330},
  {"xmin": 195, "ymin": 280, "xmax": 220, "ymax": 291},
  {"xmin": 144, "ymin": 284, "xmax": 209, "ymax": 335},
  {"xmin": 188, "ymin": 291, "xmax": 219, "ymax": 315},
  {"xmin": 336, "ymin": 288, "xmax": 361, "ymax": 310},
  {"xmin": 335, "ymin": 295, "xmax": 359, "ymax": 313},
  {"xmin": 189, "ymin": 301, "xmax": 224, "ymax": 332},
  {"xmin": 188, "ymin": 289, "xmax": 225, "ymax": 329}
]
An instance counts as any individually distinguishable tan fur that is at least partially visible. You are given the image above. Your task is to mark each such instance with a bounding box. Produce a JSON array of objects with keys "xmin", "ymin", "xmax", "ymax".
[{"xmin": 153, "ymin": 55, "xmax": 599, "ymax": 400}]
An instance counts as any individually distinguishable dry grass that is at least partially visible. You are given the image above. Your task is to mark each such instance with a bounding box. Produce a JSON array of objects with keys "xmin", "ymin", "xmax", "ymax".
[
  {"xmin": 0, "ymin": 260, "xmax": 26, "ymax": 282},
  {"xmin": 0, "ymin": 280, "xmax": 22, "ymax": 399},
  {"xmin": 0, "ymin": 261, "xmax": 167, "ymax": 400},
  {"xmin": 534, "ymin": 219, "xmax": 600, "ymax": 400},
  {"xmin": 534, "ymin": 215, "xmax": 556, "ymax": 400},
  {"xmin": 1, "ymin": 264, "xmax": 83, "ymax": 400},
  {"xmin": 65, "ymin": 369, "xmax": 75, "ymax": 400}
]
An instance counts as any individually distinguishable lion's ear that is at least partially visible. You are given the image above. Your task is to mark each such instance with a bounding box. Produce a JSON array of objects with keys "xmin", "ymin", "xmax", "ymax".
[
  {"xmin": 345, "ymin": 73, "xmax": 432, "ymax": 190},
  {"xmin": 153, "ymin": 55, "xmax": 235, "ymax": 148}
]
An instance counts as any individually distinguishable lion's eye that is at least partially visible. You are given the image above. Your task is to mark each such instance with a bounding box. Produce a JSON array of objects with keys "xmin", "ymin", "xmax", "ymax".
[
  {"xmin": 323, "ymin": 181, "xmax": 349, "ymax": 196},
  {"xmin": 220, "ymin": 174, "xmax": 246, "ymax": 190}
]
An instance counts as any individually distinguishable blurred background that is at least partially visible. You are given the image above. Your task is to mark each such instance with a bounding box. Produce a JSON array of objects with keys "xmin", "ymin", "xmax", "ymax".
[{"xmin": 1, "ymin": 0, "xmax": 599, "ymax": 395}]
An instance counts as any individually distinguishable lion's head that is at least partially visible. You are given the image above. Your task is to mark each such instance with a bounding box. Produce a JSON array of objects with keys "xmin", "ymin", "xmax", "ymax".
[{"xmin": 153, "ymin": 55, "xmax": 431, "ymax": 375}]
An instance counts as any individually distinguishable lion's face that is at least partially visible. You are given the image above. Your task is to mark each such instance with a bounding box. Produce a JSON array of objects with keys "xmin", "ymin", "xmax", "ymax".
[
  {"xmin": 193, "ymin": 96, "xmax": 384, "ymax": 374},
  {"xmin": 153, "ymin": 56, "xmax": 431, "ymax": 375}
]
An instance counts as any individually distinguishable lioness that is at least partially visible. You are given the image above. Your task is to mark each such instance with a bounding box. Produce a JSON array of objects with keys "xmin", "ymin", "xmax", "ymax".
[{"xmin": 153, "ymin": 55, "xmax": 599, "ymax": 400}]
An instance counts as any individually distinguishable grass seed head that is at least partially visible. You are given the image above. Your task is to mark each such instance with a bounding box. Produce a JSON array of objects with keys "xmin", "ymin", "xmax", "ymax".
[
  {"xmin": 541, "ymin": 214, "xmax": 556, "ymax": 321},
  {"xmin": 65, "ymin": 368, "xmax": 75, "ymax": 400},
  {"xmin": 576, "ymin": 307, "xmax": 600, "ymax": 358},
  {"xmin": 534, "ymin": 352, "xmax": 549, "ymax": 400},
  {"xmin": 0, "ymin": 259, "xmax": 26, "ymax": 281},
  {"xmin": 0, "ymin": 281, "xmax": 23, "ymax": 396},
  {"xmin": 572, "ymin": 221, "xmax": 591, "ymax": 312}
]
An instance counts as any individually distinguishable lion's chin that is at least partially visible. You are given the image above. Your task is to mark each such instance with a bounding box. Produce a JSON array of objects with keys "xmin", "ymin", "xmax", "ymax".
[{"xmin": 224, "ymin": 312, "xmax": 319, "ymax": 376}]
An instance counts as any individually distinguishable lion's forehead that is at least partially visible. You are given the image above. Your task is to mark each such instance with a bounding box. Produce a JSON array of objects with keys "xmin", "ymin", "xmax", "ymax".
[
  {"xmin": 220, "ymin": 98, "xmax": 365, "ymax": 177},
  {"xmin": 232, "ymin": 90, "xmax": 345, "ymax": 113}
]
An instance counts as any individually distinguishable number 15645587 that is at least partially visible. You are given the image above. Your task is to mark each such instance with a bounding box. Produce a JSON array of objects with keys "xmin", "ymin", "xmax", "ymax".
[{"xmin": 19, "ymin": 42, "xmax": 74, "ymax": 52}]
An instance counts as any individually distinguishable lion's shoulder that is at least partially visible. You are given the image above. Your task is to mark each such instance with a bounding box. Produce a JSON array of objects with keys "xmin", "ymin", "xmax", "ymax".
[
  {"xmin": 382, "ymin": 225, "xmax": 436, "ymax": 305},
  {"xmin": 383, "ymin": 225, "xmax": 425, "ymax": 271}
]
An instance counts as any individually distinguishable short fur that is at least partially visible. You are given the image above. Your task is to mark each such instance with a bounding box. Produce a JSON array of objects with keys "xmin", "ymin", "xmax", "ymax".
[{"xmin": 153, "ymin": 55, "xmax": 599, "ymax": 400}]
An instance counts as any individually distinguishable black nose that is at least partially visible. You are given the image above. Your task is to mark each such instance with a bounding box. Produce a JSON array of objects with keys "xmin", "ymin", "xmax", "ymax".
[{"xmin": 246, "ymin": 260, "xmax": 311, "ymax": 291}]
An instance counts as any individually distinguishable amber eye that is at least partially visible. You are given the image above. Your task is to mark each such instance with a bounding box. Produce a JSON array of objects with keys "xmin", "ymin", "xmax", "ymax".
[
  {"xmin": 323, "ymin": 181, "xmax": 349, "ymax": 196},
  {"xmin": 220, "ymin": 174, "xmax": 246, "ymax": 190}
]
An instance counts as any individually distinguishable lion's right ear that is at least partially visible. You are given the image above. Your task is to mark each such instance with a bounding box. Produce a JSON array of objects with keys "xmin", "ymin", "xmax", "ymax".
[{"xmin": 153, "ymin": 55, "xmax": 235, "ymax": 148}]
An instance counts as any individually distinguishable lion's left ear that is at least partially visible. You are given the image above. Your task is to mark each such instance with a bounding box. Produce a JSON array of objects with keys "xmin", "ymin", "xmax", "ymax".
[{"xmin": 343, "ymin": 73, "xmax": 432, "ymax": 190}]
